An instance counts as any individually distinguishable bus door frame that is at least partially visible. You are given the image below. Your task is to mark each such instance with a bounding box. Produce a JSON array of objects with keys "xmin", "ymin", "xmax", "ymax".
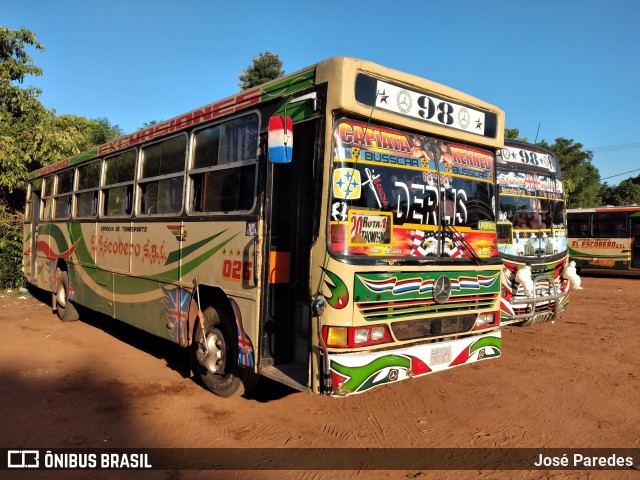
[
  {"xmin": 631, "ymin": 214, "xmax": 640, "ymax": 269},
  {"xmin": 30, "ymin": 187, "xmax": 41, "ymax": 283}
]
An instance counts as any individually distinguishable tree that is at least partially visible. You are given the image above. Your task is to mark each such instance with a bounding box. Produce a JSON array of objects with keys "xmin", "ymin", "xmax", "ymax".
[
  {"xmin": 238, "ymin": 51, "xmax": 284, "ymax": 90},
  {"xmin": 91, "ymin": 117, "xmax": 123, "ymax": 144},
  {"xmin": 38, "ymin": 114, "xmax": 123, "ymax": 165},
  {"xmin": 138, "ymin": 120, "xmax": 163, "ymax": 131},
  {"xmin": 1, "ymin": 29, "xmax": 123, "ymax": 211},
  {"xmin": 0, "ymin": 27, "xmax": 47, "ymax": 203},
  {"xmin": 539, "ymin": 138, "xmax": 600, "ymax": 208},
  {"xmin": 504, "ymin": 128, "xmax": 520, "ymax": 140},
  {"xmin": 600, "ymin": 175, "xmax": 640, "ymax": 206}
]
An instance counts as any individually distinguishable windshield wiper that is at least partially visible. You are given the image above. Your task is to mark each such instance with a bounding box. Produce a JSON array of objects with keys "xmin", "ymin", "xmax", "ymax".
[{"xmin": 442, "ymin": 222, "xmax": 482, "ymax": 266}]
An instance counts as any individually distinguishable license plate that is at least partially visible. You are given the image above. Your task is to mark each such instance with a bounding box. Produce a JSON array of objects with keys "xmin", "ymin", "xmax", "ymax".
[{"xmin": 430, "ymin": 346, "xmax": 452, "ymax": 366}]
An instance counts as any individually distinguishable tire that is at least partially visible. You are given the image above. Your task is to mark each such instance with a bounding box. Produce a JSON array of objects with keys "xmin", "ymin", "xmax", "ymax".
[
  {"xmin": 192, "ymin": 305, "xmax": 258, "ymax": 398},
  {"xmin": 56, "ymin": 271, "xmax": 79, "ymax": 322}
]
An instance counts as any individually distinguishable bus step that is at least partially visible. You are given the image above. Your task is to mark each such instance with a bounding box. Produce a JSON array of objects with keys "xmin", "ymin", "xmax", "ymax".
[{"xmin": 259, "ymin": 363, "xmax": 309, "ymax": 393}]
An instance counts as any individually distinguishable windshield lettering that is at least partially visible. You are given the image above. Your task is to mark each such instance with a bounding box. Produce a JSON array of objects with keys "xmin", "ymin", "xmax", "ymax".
[{"xmin": 330, "ymin": 119, "xmax": 498, "ymax": 260}]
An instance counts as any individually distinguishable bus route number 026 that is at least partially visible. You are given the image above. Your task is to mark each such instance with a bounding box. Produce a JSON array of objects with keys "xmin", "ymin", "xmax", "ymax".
[{"xmin": 222, "ymin": 259, "xmax": 253, "ymax": 282}]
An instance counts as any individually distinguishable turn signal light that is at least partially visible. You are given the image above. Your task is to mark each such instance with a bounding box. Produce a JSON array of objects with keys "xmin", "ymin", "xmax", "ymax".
[{"xmin": 322, "ymin": 325, "xmax": 392, "ymax": 348}]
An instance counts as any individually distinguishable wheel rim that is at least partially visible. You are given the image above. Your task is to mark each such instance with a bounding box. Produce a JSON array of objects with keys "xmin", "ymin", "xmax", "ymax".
[
  {"xmin": 57, "ymin": 284, "xmax": 67, "ymax": 308},
  {"xmin": 197, "ymin": 328, "xmax": 227, "ymax": 375}
]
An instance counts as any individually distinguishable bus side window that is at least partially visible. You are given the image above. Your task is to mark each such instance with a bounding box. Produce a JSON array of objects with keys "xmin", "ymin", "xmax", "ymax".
[
  {"xmin": 75, "ymin": 160, "xmax": 101, "ymax": 218},
  {"xmin": 568, "ymin": 213, "xmax": 590, "ymax": 236},
  {"xmin": 189, "ymin": 114, "xmax": 258, "ymax": 214},
  {"xmin": 41, "ymin": 175, "xmax": 54, "ymax": 220},
  {"xmin": 593, "ymin": 212, "xmax": 626, "ymax": 237},
  {"xmin": 103, "ymin": 150, "xmax": 136, "ymax": 218},
  {"xmin": 139, "ymin": 135, "xmax": 186, "ymax": 216}
]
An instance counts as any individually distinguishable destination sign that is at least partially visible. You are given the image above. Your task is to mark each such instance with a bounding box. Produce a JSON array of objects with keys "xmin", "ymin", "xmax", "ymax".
[
  {"xmin": 355, "ymin": 74, "xmax": 498, "ymax": 139},
  {"xmin": 499, "ymin": 146, "xmax": 557, "ymax": 173}
]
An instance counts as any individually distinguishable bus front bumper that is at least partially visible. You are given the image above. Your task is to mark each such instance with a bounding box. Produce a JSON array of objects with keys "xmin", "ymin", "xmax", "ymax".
[{"xmin": 327, "ymin": 330, "xmax": 501, "ymax": 396}]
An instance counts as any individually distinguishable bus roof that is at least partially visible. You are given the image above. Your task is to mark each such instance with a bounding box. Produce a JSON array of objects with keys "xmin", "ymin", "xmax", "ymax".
[
  {"xmin": 29, "ymin": 56, "xmax": 505, "ymax": 179},
  {"xmin": 567, "ymin": 205, "xmax": 640, "ymax": 213}
]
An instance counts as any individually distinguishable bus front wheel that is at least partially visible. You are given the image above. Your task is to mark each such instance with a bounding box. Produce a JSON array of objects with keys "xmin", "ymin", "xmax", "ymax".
[
  {"xmin": 56, "ymin": 271, "xmax": 79, "ymax": 322},
  {"xmin": 192, "ymin": 305, "xmax": 258, "ymax": 398}
]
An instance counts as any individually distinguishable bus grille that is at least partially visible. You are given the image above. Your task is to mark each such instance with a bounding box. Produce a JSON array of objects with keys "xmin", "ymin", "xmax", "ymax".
[
  {"xmin": 391, "ymin": 314, "xmax": 477, "ymax": 341},
  {"xmin": 356, "ymin": 292, "xmax": 498, "ymax": 322}
]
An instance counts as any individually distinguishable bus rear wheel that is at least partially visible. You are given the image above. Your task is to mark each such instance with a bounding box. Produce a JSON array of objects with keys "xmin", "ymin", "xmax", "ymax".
[
  {"xmin": 192, "ymin": 305, "xmax": 258, "ymax": 398},
  {"xmin": 56, "ymin": 271, "xmax": 79, "ymax": 322}
]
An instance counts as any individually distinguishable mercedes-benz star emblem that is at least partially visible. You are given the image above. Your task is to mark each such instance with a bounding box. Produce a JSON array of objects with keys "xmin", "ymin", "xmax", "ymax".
[
  {"xmin": 396, "ymin": 89, "xmax": 412, "ymax": 114},
  {"xmin": 433, "ymin": 275, "xmax": 452, "ymax": 304}
]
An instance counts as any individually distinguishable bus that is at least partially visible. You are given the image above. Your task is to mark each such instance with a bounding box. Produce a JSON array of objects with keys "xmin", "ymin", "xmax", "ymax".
[
  {"xmin": 23, "ymin": 57, "xmax": 505, "ymax": 397},
  {"xmin": 495, "ymin": 140, "xmax": 573, "ymax": 326},
  {"xmin": 567, "ymin": 206, "xmax": 640, "ymax": 271}
]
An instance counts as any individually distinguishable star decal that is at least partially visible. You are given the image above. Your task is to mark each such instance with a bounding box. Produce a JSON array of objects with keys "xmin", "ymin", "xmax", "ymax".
[
  {"xmin": 476, "ymin": 119, "xmax": 483, "ymax": 130},
  {"xmin": 377, "ymin": 89, "xmax": 388, "ymax": 104}
]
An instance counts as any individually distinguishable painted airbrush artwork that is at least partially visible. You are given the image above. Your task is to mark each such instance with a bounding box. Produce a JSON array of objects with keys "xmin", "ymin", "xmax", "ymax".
[{"xmin": 329, "ymin": 119, "xmax": 498, "ymax": 260}]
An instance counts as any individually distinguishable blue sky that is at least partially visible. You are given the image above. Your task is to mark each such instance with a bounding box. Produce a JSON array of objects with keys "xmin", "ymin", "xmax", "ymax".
[{"xmin": 3, "ymin": 0, "xmax": 639, "ymax": 185}]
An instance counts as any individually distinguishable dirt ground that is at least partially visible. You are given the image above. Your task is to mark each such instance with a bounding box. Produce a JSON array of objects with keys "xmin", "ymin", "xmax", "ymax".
[{"xmin": 1, "ymin": 271, "xmax": 639, "ymax": 480}]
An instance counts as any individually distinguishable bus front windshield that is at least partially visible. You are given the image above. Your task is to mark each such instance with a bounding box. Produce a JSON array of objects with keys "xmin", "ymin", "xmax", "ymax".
[
  {"xmin": 496, "ymin": 169, "xmax": 568, "ymax": 258},
  {"xmin": 328, "ymin": 118, "xmax": 498, "ymax": 262}
]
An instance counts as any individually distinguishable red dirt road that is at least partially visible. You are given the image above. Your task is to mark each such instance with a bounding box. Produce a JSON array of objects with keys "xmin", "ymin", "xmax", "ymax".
[{"xmin": 1, "ymin": 272, "xmax": 639, "ymax": 480}]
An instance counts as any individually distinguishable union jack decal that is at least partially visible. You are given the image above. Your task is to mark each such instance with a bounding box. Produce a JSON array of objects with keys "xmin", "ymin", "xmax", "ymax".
[
  {"xmin": 161, "ymin": 285, "xmax": 192, "ymax": 346},
  {"xmin": 229, "ymin": 298, "xmax": 255, "ymax": 368}
]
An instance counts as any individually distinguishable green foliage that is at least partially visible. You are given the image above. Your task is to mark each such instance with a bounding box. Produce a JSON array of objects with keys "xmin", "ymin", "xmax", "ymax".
[
  {"xmin": 1, "ymin": 27, "xmax": 48, "ymax": 204},
  {"xmin": 1, "ymin": 28, "xmax": 122, "ymax": 211},
  {"xmin": 42, "ymin": 114, "xmax": 123, "ymax": 163},
  {"xmin": 504, "ymin": 128, "xmax": 520, "ymax": 140},
  {"xmin": 238, "ymin": 51, "xmax": 284, "ymax": 90},
  {"xmin": 539, "ymin": 138, "xmax": 600, "ymax": 208},
  {"xmin": 600, "ymin": 175, "xmax": 640, "ymax": 206},
  {"xmin": 0, "ymin": 27, "xmax": 44, "ymax": 83},
  {"xmin": 0, "ymin": 204, "xmax": 24, "ymax": 288},
  {"xmin": 138, "ymin": 120, "xmax": 163, "ymax": 131},
  {"xmin": 504, "ymin": 128, "xmax": 528, "ymax": 142}
]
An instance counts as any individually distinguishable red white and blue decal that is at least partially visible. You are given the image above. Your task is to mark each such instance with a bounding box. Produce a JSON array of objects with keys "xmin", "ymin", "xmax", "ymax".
[{"xmin": 268, "ymin": 116, "xmax": 293, "ymax": 163}]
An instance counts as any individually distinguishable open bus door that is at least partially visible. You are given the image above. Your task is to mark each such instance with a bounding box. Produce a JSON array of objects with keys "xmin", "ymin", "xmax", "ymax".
[
  {"xmin": 631, "ymin": 213, "xmax": 640, "ymax": 269},
  {"xmin": 260, "ymin": 115, "xmax": 320, "ymax": 391}
]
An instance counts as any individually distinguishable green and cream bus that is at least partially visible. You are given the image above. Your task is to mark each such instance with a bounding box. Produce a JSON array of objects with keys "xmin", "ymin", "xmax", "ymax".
[
  {"xmin": 567, "ymin": 206, "xmax": 640, "ymax": 271},
  {"xmin": 496, "ymin": 140, "xmax": 573, "ymax": 325},
  {"xmin": 23, "ymin": 57, "xmax": 505, "ymax": 397}
]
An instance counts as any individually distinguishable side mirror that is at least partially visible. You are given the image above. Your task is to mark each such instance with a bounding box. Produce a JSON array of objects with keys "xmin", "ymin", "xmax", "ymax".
[{"xmin": 268, "ymin": 116, "xmax": 293, "ymax": 164}]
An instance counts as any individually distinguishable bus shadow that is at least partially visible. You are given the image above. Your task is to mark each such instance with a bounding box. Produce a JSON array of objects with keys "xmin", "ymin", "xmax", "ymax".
[
  {"xmin": 27, "ymin": 285, "xmax": 298, "ymax": 402},
  {"xmin": 27, "ymin": 285, "xmax": 190, "ymax": 379},
  {"xmin": 245, "ymin": 377, "xmax": 298, "ymax": 402},
  {"xmin": 76, "ymin": 304, "xmax": 192, "ymax": 379}
]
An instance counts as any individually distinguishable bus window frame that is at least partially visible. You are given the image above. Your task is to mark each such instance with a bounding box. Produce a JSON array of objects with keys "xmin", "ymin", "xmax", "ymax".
[
  {"xmin": 567, "ymin": 211, "xmax": 590, "ymax": 237},
  {"xmin": 41, "ymin": 175, "xmax": 55, "ymax": 221},
  {"xmin": 25, "ymin": 182, "xmax": 33, "ymax": 222},
  {"xmin": 591, "ymin": 211, "xmax": 628, "ymax": 238},
  {"xmin": 74, "ymin": 158, "xmax": 102, "ymax": 219},
  {"xmin": 101, "ymin": 148, "xmax": 137, "ymax": 219},
  {"xmin": 53, "ymin": 168, "xmax": 74, "ymax": 221},
  {"xmin": 137, "ymin": 133, "xmax": 188, "ymax": 217},
  {"xmin": 186, "ymin": 111, "xmax": 260, "ymax": 216}
]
